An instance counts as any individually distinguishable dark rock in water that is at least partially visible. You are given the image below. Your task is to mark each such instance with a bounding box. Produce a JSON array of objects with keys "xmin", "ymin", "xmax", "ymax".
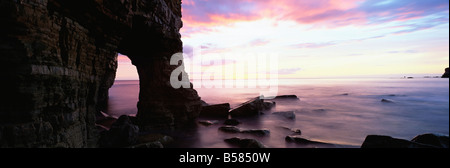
[
  {"xmin": 241, "ymin": 129, "xmax": 270, "ymax": 136},
  {"xmin": 312, "ymin": 109, "xmax": 327, "ymax": 113},
  {"xmin": 198, "ymin": 120, "xmax": 219, "ymax": 126},
  {"xmin": 291, "ymin": 129, "xmax": 302, "ymax": 135},
  {"xmin": 201, "ymin": 100, "xmax": 209, "ymax": 106},
  {"xmin": 274, "ymin": 95, "xmax": 299, "ymax": 100},
  {"xmin": 98, "ymin": 115, "xmax": 140, "ymax": 148},
  {"xmin": 219, "ymin": 126, "xmax": 270, "ymax": 136},
  {"xmin": 340, "ymin": 93, "xmax": 349, "ymax": 96},
  {"xmin": 273, "ymin": 111, "xmax": 296, "ymax": 120},
  {"xmin": 411, "ymin": 133, "xmax": 449, "ymax": 148},
  {"xmin": 279, "ymin": 126, "xmax": 302, "ymax": 135},
  {"xmin": 381, "ymin": 99, "xmax": 394, "ymax": 103},
  {"xmin": 285, "ymin": 136, "xmax": 335, "ymax": 147},
  {"xmin": 442, "ymin": 67, "xmax": 450, "ymax": 78},
  {"xmin": 200, "ymin": 103, "xmax": 230, "ymax": 118},
  {"xmin": 263, "ymin": 101, "xmax": 276, "ymax": 109},
  {"xmin": 224, "ymin": 137, "xmax": 267, "ymax": 148},
  {"xmin": 130, "ymin": 141, "xmax": 164, "ymax": 148},
  {"xmin": 219, "ymin": 126, "xmax": 241, "ymax": 133},
  {"xmin": 137, "ymin": 133, "xmax": 174, "ymax": 147},
  {"xmin": 361, "ymin": 135, "xmax": 437, "ymax": 148},
  {"xmin": 224, "ymin": 119, "xmax": 241, "ymax": 126},
  {"xmin": 230, "ymin": 97, "xmax": 268, "ymax": 117}
]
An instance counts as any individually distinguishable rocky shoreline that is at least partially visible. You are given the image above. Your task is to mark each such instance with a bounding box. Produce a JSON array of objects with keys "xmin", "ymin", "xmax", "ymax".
[{"xmin": 96, "ymin": 95, "xmax": 449, "ymax": 148}]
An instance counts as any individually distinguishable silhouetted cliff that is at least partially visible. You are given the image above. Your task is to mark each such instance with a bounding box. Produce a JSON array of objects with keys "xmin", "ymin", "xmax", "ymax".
[{"xmin": 0, "ymin": 0, "xmax": 201, "ymax": 147}]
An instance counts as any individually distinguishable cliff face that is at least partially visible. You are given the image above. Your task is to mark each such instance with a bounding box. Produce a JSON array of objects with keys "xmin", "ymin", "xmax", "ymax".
[{"xmin": 0, "ymin": 0, "xmax": 201, "ymax": 147}]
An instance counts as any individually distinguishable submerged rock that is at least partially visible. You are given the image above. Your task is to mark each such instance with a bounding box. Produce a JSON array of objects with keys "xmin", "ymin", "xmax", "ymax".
[
  {"xmin": 381, "ymin": 99, "xmax": 394, "ymax": 103},
  {"xmin": 224, "ymin": 119, "xmax": 241, "ymax": 126},
  {"xmin": 98, "ymin": 115, "xmax": 140, "ymax": 148},
  {"xmin": 200, "ymin": 100, "xmax": 209, "ymax": 106},
  {"xmin": 273, "ymin": 111, "xmax": 296, "ymax": 120},
  {"xmin": 224, "ymin": 137, "xmax": 267, "ymax": 148},
  {"xmin": 129, "ymin": 141, "xmax": 164, "ymax": 148},
  {"xmin": 218, "ymin": 126, "xmax": 270, "ymax": 136},
  {"xmin": 198, "ymin": 120, "xmax": 219, "ymax": 126},
  {"xmin": 137, "ymin": 133, "xmax": 174, "ymax": 146},
  {"xmin": 263, "ymin": 101, "xmax": 276, "ymax": 109},
  {"xmin": 411, "ymin": 133, "xmax": 449, "ymax": 148},
  {"xmin": 274, "ymin": 95, "xmax": 300, "ymax": 100},
  {"xmin": 241, "ymin": 129, "xmax": 271, "ymax": 136},
  {"xmin": 199, "ymin": 103, "xmax": 231, "ymax": 118},
  {"xmin": 230, "ymin": 97, "xmax": 269, "ymax": 117},
  {"xmin": 285, "ymin": 136, "xmax": 335, "ymax": 147},
  {"xmin": 219, "ymin": 126, "xmax": 241, "ymax": 133},
  {"xmin": 290, "ymin": 129, "xmax": 302, "ymax": 135},
  {"xmin": 361, "ymin": 135, "xmax": 438, "ymax": 148}
]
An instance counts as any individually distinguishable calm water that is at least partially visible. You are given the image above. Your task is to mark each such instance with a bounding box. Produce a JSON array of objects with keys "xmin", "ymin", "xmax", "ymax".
[{"xmin": 107, "ymin": 78, "xmax": 449, "ymax": 148}]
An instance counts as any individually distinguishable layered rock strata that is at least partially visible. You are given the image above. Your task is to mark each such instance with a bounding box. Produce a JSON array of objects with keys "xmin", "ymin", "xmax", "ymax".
[{"xmin": 0, "ymin": 0, "xmax": 200, "ymax": 147}]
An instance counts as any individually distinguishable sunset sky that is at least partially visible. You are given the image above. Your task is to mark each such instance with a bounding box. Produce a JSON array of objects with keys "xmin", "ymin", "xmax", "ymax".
[{"xmin": 116, "ymin": 0, "xmax": 449, "ymax": 80}]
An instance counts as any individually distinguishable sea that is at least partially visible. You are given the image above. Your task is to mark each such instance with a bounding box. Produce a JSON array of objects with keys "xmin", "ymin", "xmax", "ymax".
[{"xmin": 106, "ymin": 77, "xmax": 449, "ymax": 148}]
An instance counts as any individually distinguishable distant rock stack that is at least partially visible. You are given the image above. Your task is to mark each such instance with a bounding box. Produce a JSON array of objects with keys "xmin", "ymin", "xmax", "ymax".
[{"xmin": 442, "ymin": 68, "xmax": 450, "ymax": 78}]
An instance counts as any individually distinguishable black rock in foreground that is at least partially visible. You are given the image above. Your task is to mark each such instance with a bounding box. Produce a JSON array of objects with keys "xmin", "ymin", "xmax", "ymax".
[
  {"xmin": 442, "ymin": 67, "xmax": 449, "ymax": 78},
  {"xmin": 224, "ymin": 137, "xmax": 267, "ymax": 148},
  {"xmin": 361, "ymin": 134, "xmax": 449, "ymax": 148}
]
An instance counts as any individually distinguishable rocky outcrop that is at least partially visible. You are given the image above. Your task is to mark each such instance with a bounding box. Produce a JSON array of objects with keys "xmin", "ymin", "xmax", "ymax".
[
  {"xmin": 272, "ymin": 111, "xmax": 296, "ymax": 120},
  {"xmin": 285, "ymin": 136, "xmax": 336, "ymax": 148},
  {"xmin": 0, "ymin": 0, "xmax": 201, "ymax": 147},
  {"xmin": 224, "ymin": 137, "xmax": 267, "ymax": 148},
  {"xmin": 442, "ymin": 68, "xmax": 449, "ymax": 78},
  {"xmin": 199, "ymin": 103, "xmax": 230, "ymax": 118},
  {"xmin": 411, "ymin": 133, "xmax": 449, "ymax": 148},
  {"xmin": 229, "ymin": 97, "xmax": 275, "ymax": 117},
  {"xmin": 361, "ymin": 134, "xmax": 448, "ymax": 148},
  {"xmin": 98, "ymin": 115, "xmax": 139, "ymax": 148},
  {"xmin": 219, "ymin": 126, "xmax": 270, "ymax": 136}
]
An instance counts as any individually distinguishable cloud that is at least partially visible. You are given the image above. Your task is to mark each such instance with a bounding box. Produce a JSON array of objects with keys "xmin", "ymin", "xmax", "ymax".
[
  {"xmin": 248, "ymin": 38, "xmax": 271, "ymax": 46},
  {"xmin": 182, "ymin": 0, "xmax": 449, "ymax": 29},
  {"xmin": 294, "ymin": 42, "xmax": 337, "ymax": 49},
  {"xmin": 277, "ymin": 68, "xmax": 302, "ymax": 75}
]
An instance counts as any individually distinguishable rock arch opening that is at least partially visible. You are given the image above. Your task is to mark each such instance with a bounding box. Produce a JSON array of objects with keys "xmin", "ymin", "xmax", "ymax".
[{"xmin": 1, "ymin": 0, "xmax": 202, "ymax": 147}]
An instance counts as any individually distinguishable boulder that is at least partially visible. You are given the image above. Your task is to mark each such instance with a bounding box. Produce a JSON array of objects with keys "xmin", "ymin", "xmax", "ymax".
[
  {"xmin": 241, "ymin": 129, "xmax": 271, "ymax": 136},
  {"xmin": 285, "ymin": 136, "xmax": 335, "ymax": 148},
  {"xmin": 361, "ymin": 135, "xmax": 437, "ymax": 148},
  {"xmin": 198, "ymin": 120, "xmax": 219, "ymax": 126},
  {"xmin": 381, "ymin": 99, "xmax": 394, "ymax": 103},
  {"xmin": 219, "ymin": 126, "xmax": 241, "ymax": 133},
  {"xmin": 224, "ymin": 119, "xmax": 241, "ymax": 126},
  {"xmin": 129, "ymin": 141, "xmax": 164, "ymax": 148},
  {"xmin": 411, "ymin": 133, "xmax": 449, "ymax": 148},
  {"xmin": 229, "ymin": 97, "xmax": 266, "ymax": 117},
  {"xmin": 224, "ymin": 137, "xmax": 267, "ymax": 148},
  {"xmin": 290, "ymin": 129, "xmax": 302, "ymax": 135},
  {"xmin": 137, "ymin": 133, "xmax": 174, "ymax": 146},
  {"xmin": 201, "ymin": 100, "xmax": 209, "ymax": 106},
  {"xmin": 263, "ymin": 101, "xmax": 276, "ymax": 109},
  {"xmin": 273, "ymin": 111, "xmax": 296, "ymax": 120},
  {"xmin": 218, "ymin": 126, "xmax": 270, "ymax": 136},
  {"xmin": 274, "ymin": 95, "xmax": 300, "ymax": 100},
  {"xmin": 199, "ymin": 103, "xmax": 230, "ymax": 118},
  {"xmin": 98, "ymin": 115, "xmax": 140, "ymax": 148}
]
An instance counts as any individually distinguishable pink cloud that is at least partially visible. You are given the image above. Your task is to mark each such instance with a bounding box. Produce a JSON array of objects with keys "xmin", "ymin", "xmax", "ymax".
[{"xmin": 181, "ymin": 0, "xmax": 449, "ymax": 31}]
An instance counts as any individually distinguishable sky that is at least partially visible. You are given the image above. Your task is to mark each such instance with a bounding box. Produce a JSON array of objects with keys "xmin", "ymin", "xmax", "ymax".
[{"xmin": 116, "ymin": 0, "xmax": 449, "ymax": 80}]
